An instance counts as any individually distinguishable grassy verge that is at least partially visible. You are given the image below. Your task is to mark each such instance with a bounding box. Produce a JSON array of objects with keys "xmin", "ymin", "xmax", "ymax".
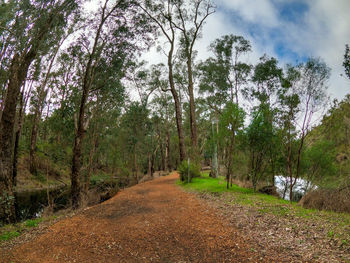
[
  {"xmin": 0, "ymin": 217, "xmax": 50, "ymax": 242},
  {"xmin": 178, "ymin": 172, "xmax": 350, "ymax": 246}
]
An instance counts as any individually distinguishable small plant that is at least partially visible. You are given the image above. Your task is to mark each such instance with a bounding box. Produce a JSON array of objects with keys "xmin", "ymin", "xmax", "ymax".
[
  {"xmin": 327, "ymin": 230, "xmax": 334, "ymax": 239},
  {"xmin": 178, "ymin": 160, "xmax": 200, "ymax": 183},
  {"xmin": 25, "ymin": 218, "xmax": 42, "ymax": 228},
  {"xmin": 0, "ymin": 231, "xmax": 20, "ymax": 241}
]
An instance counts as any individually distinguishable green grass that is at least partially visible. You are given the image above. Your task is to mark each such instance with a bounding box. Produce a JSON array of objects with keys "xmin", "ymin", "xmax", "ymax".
[
  {"xmin": 178, "ymin": 172, "xmax": 254, "ymax": 194},
  {"xmin": 0, "ymin": 216, "xmax": 57, "ymax": 243},
  {"xmin": 0, "ymin": 230, "xmax": 20, "ymax": 241},
  {"xmin": 178, "ymin": 171, "xmax": 350, "ymax": 245},
  {"xmin": 24, "ymin": 218, "xmax": 43, "ymax": 228}
]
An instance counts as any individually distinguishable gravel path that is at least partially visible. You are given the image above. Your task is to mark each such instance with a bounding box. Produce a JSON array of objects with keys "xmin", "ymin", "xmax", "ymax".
[{"xmin": 1, "ymin": 172, "xmax": 290, "ymax": 262}]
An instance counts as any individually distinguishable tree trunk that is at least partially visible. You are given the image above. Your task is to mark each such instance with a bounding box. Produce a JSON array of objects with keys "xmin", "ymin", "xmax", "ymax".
[
  {"xmin": 85, "ymin": 132, "xmax": 98, "ymax": 192},
  {"xmin": 186, "ymin": 56, "xmax": 198, "ymax": 148},
  {"xmin": 211, "ymin": 120, "xmax": 218, "ymax": 178},
  {"xmin": 71, "ymin": 86, "xmax": 89, "ymax": 209},
  {"xmin": 147, "ymin": 152, "xmax": 152, "ymax": 176},
  {"xmin": 29, "ymin": 107, "xmax": 41, "ymax": 175},
  {"xmin": 226, "ymin": 128, "xmax": 236, "ymax": 189},
  {"xmin": 166, "ymin": 131, "xmax": 171, "ymax": 171},
  {"xmin": 0, "ymin": 53, "xmax": 34, "ymax": 223},
  {"xmin": 13, "ymin": 90, "xmax": 25, "ymax": 186},
  {"xmin": 160, "ymin": 140, "xmax": 165, "ymax": 171},
  {"xmin": 168, "ymin": 50, "xmax": 186, "ymax": 162},
  {"xmin": 70, "ymin": 0, "xmax": 112, "ymax": 209}
]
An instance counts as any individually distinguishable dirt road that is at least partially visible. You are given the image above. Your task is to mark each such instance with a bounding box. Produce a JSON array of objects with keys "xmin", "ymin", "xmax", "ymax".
[{"xmin": 1, "ymin": 173, "xmax": 285, "ymax": 262}]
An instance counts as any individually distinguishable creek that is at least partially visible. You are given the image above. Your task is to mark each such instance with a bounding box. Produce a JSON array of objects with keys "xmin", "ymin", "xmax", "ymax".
[
  {"xmin": 15, "ymin": 186, "xmax": 70, "ymax": 221},
  {"xmin": 274, "ymin": 175, "xmax": 317, "ymax": 201}
]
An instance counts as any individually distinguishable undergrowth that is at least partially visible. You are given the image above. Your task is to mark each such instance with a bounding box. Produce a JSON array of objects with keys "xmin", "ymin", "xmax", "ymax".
[{"xmin": 0, "ymin": 217, "xmax": 56, "ymax": 243}]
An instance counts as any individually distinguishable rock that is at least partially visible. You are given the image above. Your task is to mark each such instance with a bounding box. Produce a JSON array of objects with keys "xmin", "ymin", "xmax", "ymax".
[{"xmin": 258, "ymin": 185, "xmax": 279, "ymax": 197}]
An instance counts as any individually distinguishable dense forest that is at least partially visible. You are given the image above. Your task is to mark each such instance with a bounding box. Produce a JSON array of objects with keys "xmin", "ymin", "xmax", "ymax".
[{"xmin": 0, "ymin": 0, "xmax": 349, "ymax": 225}]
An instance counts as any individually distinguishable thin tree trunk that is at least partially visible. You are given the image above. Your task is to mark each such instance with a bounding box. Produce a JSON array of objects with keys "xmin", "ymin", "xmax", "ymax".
[
  {"xmin": 167, "ymin": 36, "xmax": 186, "ymax": 161},
  {"xmin": 147, "ymin": 152, "xmax": 152, "ymax": 176},
  {"xmin": 226, "ymin": 128, "xmax": 235, "ymax": 189},
  {"xmin": 186, "ymin": 56, "xmax": 198, "ymax": 148},
  {"xmin": 166, "ymin": 130, "xmax": 171, "ymax": 171},
  {"xmin": 29, "ymin": 40, "xmax": 63, "ymax": 175},
  {"xmin": 85, "ymin": 132, "xmax": 98, "ymax": 192},
  {"xmin": 29, "ymin": 107, "xmax": 40, "ymax": 175},
  {"xmin": 160, "ymin": 140, "xmax": 165, "ymax": 171}
]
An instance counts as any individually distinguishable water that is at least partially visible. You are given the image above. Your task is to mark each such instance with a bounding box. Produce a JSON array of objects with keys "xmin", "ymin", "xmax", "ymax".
[
  {"xmin": 15, "ymin": 186, "xmax": 70, "ymax": 220},
  {"xmin": 274, "ymin": 175, "xmax": 317, "ymax": 202}
]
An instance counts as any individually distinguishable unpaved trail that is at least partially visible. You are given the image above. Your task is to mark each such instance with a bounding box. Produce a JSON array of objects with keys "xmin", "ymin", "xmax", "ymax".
[{"xmin": 1, "ymin": 173, "xmax": 290, "ymax": 262}]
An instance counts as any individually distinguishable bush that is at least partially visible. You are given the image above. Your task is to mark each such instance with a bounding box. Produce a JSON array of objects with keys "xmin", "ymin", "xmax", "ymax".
[
  {"xmin": 178, "ymin": 160, "xmax": 201, "ymax": 183},
  {"xmin": 300, "ymin": 187, "xmax": 350, "ymax": 213}
]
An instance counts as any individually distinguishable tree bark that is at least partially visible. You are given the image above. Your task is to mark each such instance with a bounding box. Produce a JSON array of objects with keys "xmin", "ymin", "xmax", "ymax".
[
  {"xmin": 168, "ymin": 44, "xmax": 186, "ymax": 162},
  {"xmin": 166, "ymin": 130, "xmax": 171, "ymax": 171},
  {"xmin": 0, "ymin": 52, "xmax": 36, "ymax": 223},
  {"xmin": 186, "ymin": 56, "xmax": 198, "ymax": 148}
]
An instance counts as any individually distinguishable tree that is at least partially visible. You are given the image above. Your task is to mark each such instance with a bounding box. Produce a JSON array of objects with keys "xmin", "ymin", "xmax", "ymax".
[
  {"xmin": 344, "ymin": 44, "xmax": 350, "ymax": 80},
  {"xmin": 209, "ymin": 34, "xmax": 251, "ymax": 105},
  {"xmin": 246, "ymin": 104, "xmax": 275, "ymax": 191},
  {"xmin": 279, "ymin": 58, "xmax": 330, "ymax": 202},
  {"xmin": 218, "ymin": 102, "xmax": 245, "ymax": 188},
  {"xmin": 0, "ymin": 0, "xmax": 78, "ymax": 223},
  {"xmin": 139, "ymin": 0, "xmax": 187, "ymax": 161},
  {"xmin": 248, "ymin": 55, "xmax": 283, "ymax": 185},
  {"xmin": 198, "ymin": 35, "xmax": 251, "ymax": 179},
  {"xmin": 29, "ymin": 30, "xmax": 74, "ymax": 176},
  {"xmin": 172, "ymin": 0, "xmax": 215, "ymax": 150},
  {"xmin": 70, "ymin": 0, "xmax": 151, "ymax": 208}
]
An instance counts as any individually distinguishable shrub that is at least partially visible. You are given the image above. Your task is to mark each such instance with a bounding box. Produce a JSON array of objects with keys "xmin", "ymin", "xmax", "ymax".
[
  {"xmin": 300, "ymin": 187, "xmax": 350, "ymax": 213},
  {"xmin": 178, "ymin": 160, "xmax": 201, "ymax": 183}
]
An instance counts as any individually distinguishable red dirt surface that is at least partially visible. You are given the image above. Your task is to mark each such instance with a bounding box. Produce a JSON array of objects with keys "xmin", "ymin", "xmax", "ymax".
[{"xmin": 1, "ymin": 173, "xmax": 295, "ymax": 262}]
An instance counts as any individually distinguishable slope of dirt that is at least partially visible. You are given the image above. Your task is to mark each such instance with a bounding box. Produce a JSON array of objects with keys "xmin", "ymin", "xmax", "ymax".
[{"xmin": 1, "ymin": 172, "xmax": 297, "ymax": 262}]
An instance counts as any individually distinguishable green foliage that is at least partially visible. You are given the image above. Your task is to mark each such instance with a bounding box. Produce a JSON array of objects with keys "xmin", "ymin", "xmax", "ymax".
[
  {"xmin": 0, "ymin": 230, "xmax": 20, "ymax": 241},
  {"xmin": 90, "ymin": 173, "xmax": 112, "ymax": 187},
  {"xmin": 0, "ymin": 192, "xmax": 15, "ymax": 223},
  {"xmin": 178, "ymin": 160, "xmax": 201, "ymax": 183},
  {"xmin": 246, "ymin": 103, "xmax": 277, "ymax": 190},
  {"xmin": 218, "ymin": 102, "xmax": 246, "ymax": 138},
  {"xmin": 302, "ymin": 140, "xmax": 337, "ymax": 185},
  {"xmin": 24, "ymin": 218, "xmax": 42, "ymax": 228}
]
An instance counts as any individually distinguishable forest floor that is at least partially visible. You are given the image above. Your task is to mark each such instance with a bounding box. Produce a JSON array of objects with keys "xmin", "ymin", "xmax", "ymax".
[{"xmin": 0, "ymin": 172, "xmax": 298, "ymax": 263}]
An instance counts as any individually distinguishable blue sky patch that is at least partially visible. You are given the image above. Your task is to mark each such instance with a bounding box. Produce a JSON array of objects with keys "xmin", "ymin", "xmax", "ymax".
[{"xmin": 278, "ymin": 1, "xmax": 309, "ymax": 23}]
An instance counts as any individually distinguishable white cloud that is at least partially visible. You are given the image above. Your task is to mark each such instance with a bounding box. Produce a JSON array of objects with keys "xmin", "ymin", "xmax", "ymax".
[
  {"xmin": 142, "ymin": 0, "xmax": 350, "ymax": 101},
  {"xmin": 215, "ymin": 0, "xmax": 350, "ymax": 100},
  {"xmin": 217, "ymin": 0, "xmax": 279, "ymax": 27}
]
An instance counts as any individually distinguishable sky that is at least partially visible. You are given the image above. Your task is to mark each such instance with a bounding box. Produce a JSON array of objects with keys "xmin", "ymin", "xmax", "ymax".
[{"xmin": 142, "ymin": 0, "xmax": 350, "ymax": 102}]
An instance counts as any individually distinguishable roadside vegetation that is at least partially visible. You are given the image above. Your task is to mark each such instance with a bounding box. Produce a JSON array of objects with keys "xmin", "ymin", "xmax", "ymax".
[{"xmin": 178, "ymin": 171, "xmax": 350, "ymax": 262}]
